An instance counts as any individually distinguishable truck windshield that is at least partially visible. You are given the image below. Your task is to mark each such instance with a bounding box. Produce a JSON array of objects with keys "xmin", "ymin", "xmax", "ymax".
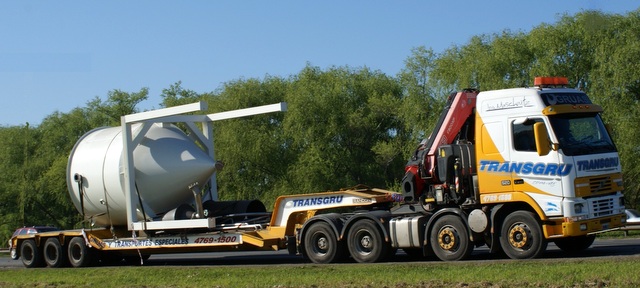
[{"xmin": 548, "ymin": 113, "xmax": 616, "ymax": 156}]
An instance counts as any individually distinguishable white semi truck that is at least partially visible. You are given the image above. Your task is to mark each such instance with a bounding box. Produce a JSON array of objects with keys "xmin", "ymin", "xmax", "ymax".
[{"xmin": 11, "ymin": 77, "xmax": 626, "ymax": 267}]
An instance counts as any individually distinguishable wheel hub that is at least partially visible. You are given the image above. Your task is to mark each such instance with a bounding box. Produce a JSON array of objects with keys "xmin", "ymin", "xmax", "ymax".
[
  {"xmin": 316, "ymin": 237, "xmax": 328, "ymax": 251},
  {"xmin": 360, "ymin": 235, "xmax": 372, "ymax": 249},
  {"xmin": 508, "ymin": 224, "xmax": 529, "ymax": 248},
  {"xmin": 438, "ymin": 228, "xmax": 457, "ymax": 250}
]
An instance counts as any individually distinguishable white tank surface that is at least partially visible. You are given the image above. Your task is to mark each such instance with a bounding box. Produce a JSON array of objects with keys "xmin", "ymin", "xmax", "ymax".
[{"xmin": 67, "ymin": 123, "xmax": 217, "ymax": 226}]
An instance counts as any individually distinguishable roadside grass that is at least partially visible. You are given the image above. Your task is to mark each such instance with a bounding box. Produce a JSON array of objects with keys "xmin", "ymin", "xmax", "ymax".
[
  {"xmin": 1, "ymin": 257, "xmax": 640, "ymax": 288},
  {"xmin": 598, "ymin": 229, "xmax": 640, "ymax": 238}
]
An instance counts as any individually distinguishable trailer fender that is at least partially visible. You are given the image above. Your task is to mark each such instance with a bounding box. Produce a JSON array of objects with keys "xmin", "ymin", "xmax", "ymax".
[{"xmin": 341, "ymin": 210, "xmax": 392, "ymax": 242}]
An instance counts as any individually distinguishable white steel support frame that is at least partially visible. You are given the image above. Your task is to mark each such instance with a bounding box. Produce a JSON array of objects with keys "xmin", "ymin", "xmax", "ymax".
[{"xmin": 120, "ymin": 101, "xmax": 287, "ymax": 231}]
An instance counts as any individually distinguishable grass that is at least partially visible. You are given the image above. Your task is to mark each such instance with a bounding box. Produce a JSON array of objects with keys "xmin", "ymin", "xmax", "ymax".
[
  {"xmin": 598, "ymin": 229, "xmax": 640, "ymax": 238},
  {"xmin": 1, "ymin": 257, "xmax": 640, "ymax": 288}
]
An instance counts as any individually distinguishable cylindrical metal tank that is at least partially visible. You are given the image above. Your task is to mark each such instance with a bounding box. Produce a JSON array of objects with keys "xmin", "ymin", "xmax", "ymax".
[{"xmin": 66, "ymin": 123, "xmax": 217, "ymax": 226}]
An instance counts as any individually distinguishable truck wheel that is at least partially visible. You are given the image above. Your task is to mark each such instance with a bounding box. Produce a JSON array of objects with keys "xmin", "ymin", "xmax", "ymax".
[
  {"xmin": 68, "ymin": 237, "xmax": 94, "ymax": 267},
  {"xmin": 554, "ymin": 235, "xmax": 596, "ymax": 253},
  {"xmin": 303, "ymin": 221, "xmax": 344, "ymax": 264},
  {"xmin": 500, "ymin": 211, "xmax": 547, "ymax": 259},
  {"xmin": 20, "ymin": 240, "xmax": 45, "ymax": 268},
  {"xmin": 347, "ymin": 219, "xmax": 389, "ymax": 263},
  {"xmin": 44, "ymin": 238, "xmax": 69, "ymax": 268},
  {"xmin": 430, "ymin": 215, "xmax": 473, "ymax": 261}
]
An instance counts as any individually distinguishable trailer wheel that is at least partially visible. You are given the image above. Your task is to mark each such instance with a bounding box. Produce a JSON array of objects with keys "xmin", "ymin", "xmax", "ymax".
[
  {"xmin": 44, "ymin": 238, "xmax": 69, "ymax": 268},
  {"xmin": 500, "ymin": 211, "xmax": 547, "ymax": 259},
  {"xmin": 347, "ymin": 219, "xmax": 389, "ymax": 263},
  {"xmin": 303, "ymin": 221, "xmax": 344, "ymax": 264},
  {"xmin": 20, "ymin": 240, "xmax": 45, "ymax": 268},
  {"xmin": 430, "ymin": 215, "xmax": 473, "ymax": 261},
  {"xmin": 68, "ymin": 237, "xmax": 94, "ymax": 267},
  {"xmin": 554, "ymin": 235, "xmax": 596, "ymax": 253}
]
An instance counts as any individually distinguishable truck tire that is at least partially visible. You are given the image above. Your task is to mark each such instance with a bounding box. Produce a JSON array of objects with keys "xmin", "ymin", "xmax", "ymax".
[
  {"xmin": 500, "ymin": 211, "xmax": 547, "ymax": 259},
  {"xmin": 303, "ymin": 221, "xmax": 344, "ymax": 264},
  {"xmin": 347, "ymin": 219, "xmax": 389, "ymax": 263},
  {"xmin": 44, "ymin": 238, "xmax": 69, "ymax": 268},
  {"xmin": 429, "ymin": 215, "xmax": 473, "ymax": 261},
  {"xmin": 68, "ymin": 237, "xmax": 94, "ymax": 268},
  {"xmin": 554, "ymin": 235, "xmax": 596, "ymax": 253},
  {"xmin": 20, "ymin": 239, "xmax": 45, "ymax": 268}
]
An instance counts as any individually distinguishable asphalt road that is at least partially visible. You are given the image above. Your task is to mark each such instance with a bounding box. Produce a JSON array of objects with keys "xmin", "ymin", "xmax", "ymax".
[{"xmin": 2, "ymin": 237, "xmax": 640, "ymax": 268}]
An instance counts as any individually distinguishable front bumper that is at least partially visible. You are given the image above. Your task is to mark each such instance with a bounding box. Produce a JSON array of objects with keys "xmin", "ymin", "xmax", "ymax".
[{"xmin": 543, "ymin": 214, "xmax": 625, "ymax": 238}]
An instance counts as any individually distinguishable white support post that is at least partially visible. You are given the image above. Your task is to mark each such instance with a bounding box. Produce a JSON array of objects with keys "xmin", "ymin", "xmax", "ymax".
[
  {"xmin": 202, "ymin": 121, "xmax": 217, "ymax": 201},
  {"xmin": 121, "ymin": 120, "xmax": 139, "ymax": 231}
]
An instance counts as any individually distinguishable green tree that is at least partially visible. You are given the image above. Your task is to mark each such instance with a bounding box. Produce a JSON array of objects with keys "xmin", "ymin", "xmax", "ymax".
[
  {"xmin": 281, "ymin": 65, "xmax": 404, "ymax": 197},
  {"xmin": 160, "ymin": 81, "xmax": 204, "ymax": 108},
  {"xmin": 587, "ymin": 10, "xmax": 640, "ymax": 206},
  {"xmin": 0, "ymin": 125, "xmax": 34, "ymax": 242},
  {"xmin": 86, "ymin": 88, "xmax": 149, "ymax": 126},
  {"xmin": 211, "ymin": 76, "xmax": 290, "ymax": 205},
  {"xmin": 431, "ymin": 30, "xmax": 534, "ymax": 91},
  {"xmin": 397, "ymin": 47, "xmax": 449, "ymax": 158}
]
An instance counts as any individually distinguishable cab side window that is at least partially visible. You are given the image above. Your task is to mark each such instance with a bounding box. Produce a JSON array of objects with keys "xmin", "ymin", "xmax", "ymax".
[{"xmin": 513, "ymin": 119, "xmax": 544, "ymax": 152}]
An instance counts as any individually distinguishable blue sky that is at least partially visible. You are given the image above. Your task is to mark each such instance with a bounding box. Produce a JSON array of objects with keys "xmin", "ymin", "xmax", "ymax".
[{"xmin": 1, "ymin": 1, "xmax": 638, "ymax": 126}]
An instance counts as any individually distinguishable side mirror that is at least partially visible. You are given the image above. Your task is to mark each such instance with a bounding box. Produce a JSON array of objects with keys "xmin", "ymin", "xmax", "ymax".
[{"xmin": 534, "ymin": 122, "xmax": 551, "ymax": 156}]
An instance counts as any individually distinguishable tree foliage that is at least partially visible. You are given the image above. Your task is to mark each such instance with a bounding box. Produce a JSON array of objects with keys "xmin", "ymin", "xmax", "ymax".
[{"xmin": 2, "ymin": 9, "xmax": 640, "ymax": 245}]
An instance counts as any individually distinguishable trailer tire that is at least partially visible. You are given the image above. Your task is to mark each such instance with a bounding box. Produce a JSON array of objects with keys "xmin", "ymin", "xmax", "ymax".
[
  {"xmin": 554, "ymin": 235, "xmax": 596, "ymax": 253},
  {"xmin": 500, "ymin": 211, "xmax": 547, "ymax": 259},
  {"xmin": 20, "ymin": 240, "xmax": 45, "ymax": 268},
  {"xmin": 303, "ymin": 221, "xmax": 344, "ymax": 264},
  {"xmin": 44, "ymin": 238, "xmax": 69, "ymax": 268},
  {"xmin": 430, "ymin": 215, "xmax": 473, "ymax": 261},
  {"xmin": 347, "ymin": 219, "xmax": 389, "ymax": 263},
  {"xmin": 68, "ymin": 237, "xmax": 94, "ymax": 268}
]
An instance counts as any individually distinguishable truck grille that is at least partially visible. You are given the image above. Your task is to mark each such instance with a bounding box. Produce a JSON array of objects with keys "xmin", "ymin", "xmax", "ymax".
[
  {"xmin": 589, "ymin": 197, "xmax": 614, "ymax": 218},
  {"xmin": 588, "ymin": 176, "xmax": 614, "ymax": 194}
]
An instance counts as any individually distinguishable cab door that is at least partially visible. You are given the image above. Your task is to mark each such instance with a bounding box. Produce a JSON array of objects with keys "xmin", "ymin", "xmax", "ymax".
[{"xmin": 509, "ymin": 117, "xmax": 564, "ymax": 215}]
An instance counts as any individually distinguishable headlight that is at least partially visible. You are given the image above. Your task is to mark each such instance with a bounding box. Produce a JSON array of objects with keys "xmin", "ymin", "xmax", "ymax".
[{"xmin": 574, "ymin": 203, "xmax": 584, "ymax": 214}]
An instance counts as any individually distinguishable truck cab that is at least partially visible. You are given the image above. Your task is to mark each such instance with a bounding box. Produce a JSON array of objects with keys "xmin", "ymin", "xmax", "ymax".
[
  {"xmin": 402, "ymin": 77, "xmax": 625, "ymax": 260},
  {"xmin": 475, "ymin": 77, "xmax": 625, "ymax": 240}
]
